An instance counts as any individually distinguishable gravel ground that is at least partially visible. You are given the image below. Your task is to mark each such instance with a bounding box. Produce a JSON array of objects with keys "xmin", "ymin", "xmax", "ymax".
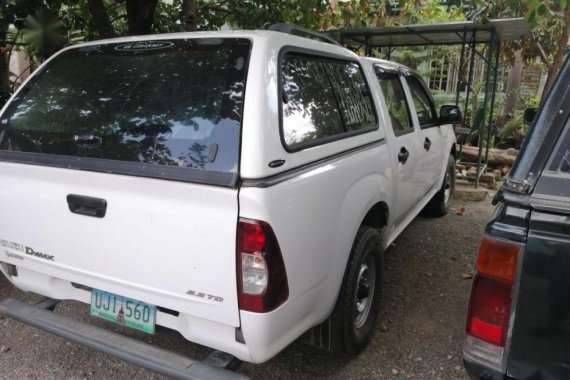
[{"xmin": 0, "ymin": 197, "xmax": 495, "ymax": 379}]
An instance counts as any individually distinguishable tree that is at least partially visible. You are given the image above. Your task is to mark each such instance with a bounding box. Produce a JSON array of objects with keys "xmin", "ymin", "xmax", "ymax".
[
  {"xmin": 86, "ymin": 0, "xmax": 116, "ymax": 38},
  {"xmin": 181, "ymin": 0, "xmax": 198, "ymax": 31},
  {"xmin": 475, "ymin": 0, "xmax": 569, "ymax": 108},
  {"xmin": 535, "ymin": 1, "xmax": 570, "ymax": 101},
  {"xmin": 125, "ymin": 0, "xmax": 158, "ymax": 35},
  {"xmin": 502, "ymin": 50, "xmax": 523, "ymax": 117}
]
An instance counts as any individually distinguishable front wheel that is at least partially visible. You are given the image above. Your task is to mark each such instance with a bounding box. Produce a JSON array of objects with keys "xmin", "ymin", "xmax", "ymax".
[
  {"xmin": 331, "ymin": 226, "xmax": 384, "ymax": 354},
  {"xmin": 424, "ymin": 154, "xmax": 455, "ymax": 217}
]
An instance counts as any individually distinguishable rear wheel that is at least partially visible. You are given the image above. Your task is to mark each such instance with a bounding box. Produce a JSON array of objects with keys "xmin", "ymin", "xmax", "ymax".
[
  {"xmin": 331, "ymin": 226, "xmax": 384, "ymax": 354},
  {"xmin": 424, "ymin": 154, "xmax": 455, "ymax": 217}
]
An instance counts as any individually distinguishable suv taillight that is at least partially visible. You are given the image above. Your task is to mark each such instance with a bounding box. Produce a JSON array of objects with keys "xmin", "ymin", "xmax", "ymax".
[
  {"xmin": 237, "ymin": 218, "xmax": 289, "ymax": 313},
  {"xmin": 465, "ymin": 236, "xmax": 520, "ymax": 371}
]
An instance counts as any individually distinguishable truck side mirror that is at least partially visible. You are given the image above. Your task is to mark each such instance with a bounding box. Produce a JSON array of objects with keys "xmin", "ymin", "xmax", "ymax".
[
  {"xmin": 524, "ymin": 108, "xmax": 538, "ymax": 125},
  {"xmin": 439, "ymin": 105, "xmax": 462, "ymax": 125}
]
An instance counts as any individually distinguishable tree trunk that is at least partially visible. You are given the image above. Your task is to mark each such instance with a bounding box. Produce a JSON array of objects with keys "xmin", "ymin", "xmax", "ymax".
[
  {"xmin": 0, "ymin": 17, "xmax": 11, "ymax": 93},
  {"xmin": 540, "ymin": 2, "xmax": 570, "ymax": 105},
  {"xmin": 126, "ymin": 0, "xmax": 159, "ymax": 35},
  {"xmin": 86, "ymin": 0, "xmax": 116, "ymax": 39},
  {"xmin": 459, "ymin": 145, "xmax": 517, "ymax": 166},
  {"xmin": 0, "ymin": 52, "xmax": 10, "ymax": 93},
  {"xmin": 182, "ymin": 0, "xmax": 199, "ymax": 31},
  {"xmin": 502, "ymin": 49, "xmax": 523, "ymax": 117}
]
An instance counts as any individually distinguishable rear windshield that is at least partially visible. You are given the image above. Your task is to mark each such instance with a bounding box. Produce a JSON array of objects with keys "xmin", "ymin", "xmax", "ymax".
[{"xmin": 0, "ymin": 38, "xmax": 251, "ymax": 179}]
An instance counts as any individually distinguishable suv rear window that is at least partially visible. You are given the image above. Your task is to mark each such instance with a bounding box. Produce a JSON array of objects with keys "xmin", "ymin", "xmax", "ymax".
[
  {"xmin": 281, "ymin": 53, "xmax": 377, "ymax": 150},
  {"xmin": 0, "ymin": 38, "xmax": 251, "ymax": 179}
]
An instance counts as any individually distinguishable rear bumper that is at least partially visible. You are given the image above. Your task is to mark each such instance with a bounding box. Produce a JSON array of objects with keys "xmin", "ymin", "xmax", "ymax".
[
  {"xmin": 4, "ymin": 265, "xmax": 255, "ymax": 362},
  {"xmin": 464, "ymin": 359, "xmax": 507, "ymax": 380},
  {"xmin": 0, "ymin": 298, "xmax": 248, "ymax": 380}
]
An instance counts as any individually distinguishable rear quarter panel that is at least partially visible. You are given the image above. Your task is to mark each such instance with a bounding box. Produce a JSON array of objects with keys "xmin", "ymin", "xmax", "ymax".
[
  {"xmin": 237, "ymin": 35, "xmax": 397, "ymax": 362},
  {"xmin": 239, "ymin": 143, "xmax": 393, "ymax": 362}
]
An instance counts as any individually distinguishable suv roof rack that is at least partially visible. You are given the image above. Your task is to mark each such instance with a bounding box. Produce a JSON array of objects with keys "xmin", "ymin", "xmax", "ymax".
[{"xmin": 268, "ymin": 23, "xmax": 342, "ymax": 47}]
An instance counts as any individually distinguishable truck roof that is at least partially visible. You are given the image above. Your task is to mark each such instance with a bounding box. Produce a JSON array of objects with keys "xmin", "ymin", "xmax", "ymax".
[
  {"xmin": 362, "ymin": 57, "xmax": 419, "ymax": 77},
  {"xmin": 58, "ymin": 30, "xmax": 360, "ymax": 61}
]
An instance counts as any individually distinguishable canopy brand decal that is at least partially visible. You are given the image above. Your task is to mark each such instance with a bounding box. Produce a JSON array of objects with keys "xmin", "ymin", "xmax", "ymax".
[{"xmin": 114, "ymin": 41, "xmax": 174, "ymax": 51}]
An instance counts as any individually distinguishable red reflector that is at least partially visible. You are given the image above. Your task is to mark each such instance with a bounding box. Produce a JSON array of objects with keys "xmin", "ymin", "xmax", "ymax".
[
  {"xmin": 468, "ymin": 317, "xmax": 504, "ymax": 345},
  {"xmin": 239, "ymin": 219, "xmax": 266, "ymax": 253},
  {"xmin": 466, "ymin": 274, "xmax": 512, "ymax": 346},
  {"xmin": 476, "ymin": 238, "xmax": 519, "ymax": 283}
]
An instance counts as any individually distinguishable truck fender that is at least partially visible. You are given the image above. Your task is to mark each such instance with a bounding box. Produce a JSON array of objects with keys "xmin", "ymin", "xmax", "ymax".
[{"xmin": 326, "ymin": 172, "xmax": 392, "ymax": 316}]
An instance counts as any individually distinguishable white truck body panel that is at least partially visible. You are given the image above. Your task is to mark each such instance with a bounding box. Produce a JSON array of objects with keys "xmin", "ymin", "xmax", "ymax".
[
  {"xmin": 0, "ymin": 162, "xmax": 240, "ymax": 326},
  {"xmin": 0, "ymin": 31, "xmax": 457, "ymax": 364},
  {"xmin": 239, "ymin": 142, "xmax": 393, "ymax": 361}
]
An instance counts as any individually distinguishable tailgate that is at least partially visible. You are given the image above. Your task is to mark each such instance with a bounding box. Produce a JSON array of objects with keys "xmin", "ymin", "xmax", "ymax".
[
  {"xmin": 0, "ymin": 162, "xmax": 240, "ymax": 326},
  {"xmin": 0, "ymin": 37, "xmax": 252, "ymax": 327},
  {"xmin": 507, "ymin": 210, "xmax": 570, "ymax": 378}
]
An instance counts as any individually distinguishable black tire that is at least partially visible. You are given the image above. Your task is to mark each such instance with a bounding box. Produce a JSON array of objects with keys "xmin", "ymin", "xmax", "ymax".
[
  {"xmin": 331, "ymin": 226, "xmax": 384, "ymax": 355},
  {"xmin": 423, "ymin": 154, "xmax": 455, "ymax": 217}
]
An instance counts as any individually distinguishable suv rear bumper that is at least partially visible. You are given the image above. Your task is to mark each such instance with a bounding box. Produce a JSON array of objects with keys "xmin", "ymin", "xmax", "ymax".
[{"xmin": 0, "ymin": 298, "xmax": 248, "ymax": 380}]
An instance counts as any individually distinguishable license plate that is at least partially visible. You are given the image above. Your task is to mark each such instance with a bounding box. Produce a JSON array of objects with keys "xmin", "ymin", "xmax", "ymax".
[{"xmin": 90, "ymin": 289, "xmax": 156, "ymax": 334}]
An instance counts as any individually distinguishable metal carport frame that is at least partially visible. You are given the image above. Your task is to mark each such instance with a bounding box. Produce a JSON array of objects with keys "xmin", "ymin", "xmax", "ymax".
[{"xmin": 329, "ymin": 19, "xmax": 531, "ymax": 187}]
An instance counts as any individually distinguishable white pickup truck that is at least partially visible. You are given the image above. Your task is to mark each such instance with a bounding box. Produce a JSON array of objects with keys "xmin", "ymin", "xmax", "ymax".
[{"xmin": 0, "ymin": 25, "xmax": 459, "ymax": 378}]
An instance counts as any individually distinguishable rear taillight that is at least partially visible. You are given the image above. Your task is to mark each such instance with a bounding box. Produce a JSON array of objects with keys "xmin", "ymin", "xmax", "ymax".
[
  {"xmin": 465, "ymin": 236, "xmax": 520, "ymax": 371},
  {"xmin": 467, "ymin": 275, "xmax": 512, "ymax": 346},
  {"xmin": 237, "ymin": 218, "xmax": 289, "ymax": 313}
]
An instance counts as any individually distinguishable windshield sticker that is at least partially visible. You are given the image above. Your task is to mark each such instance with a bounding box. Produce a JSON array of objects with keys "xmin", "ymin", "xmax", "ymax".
[
  {"xmin": 114, "ymin": 41, "xmax": 174, "ymax": 52},
  {"xmin": 1, "ymin": 239, "xmax": 55, "ymax": 262}
]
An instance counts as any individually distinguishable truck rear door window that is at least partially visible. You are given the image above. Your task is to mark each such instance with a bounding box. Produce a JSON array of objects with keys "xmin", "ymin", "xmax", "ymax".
[
  {"xmin": 0, "ymin": 38, "xmax": 251, "ymax": 179},
  {"xmin": 406, "ymin": 76, "xmax": 438, "ymax": 127},
  {"xmin": 376, "ymin": 73, "xmax": 413, "ymax": 135},
  {"xmin": 281, "ymin": 53, "xmax": 377, "ymax": 150}
]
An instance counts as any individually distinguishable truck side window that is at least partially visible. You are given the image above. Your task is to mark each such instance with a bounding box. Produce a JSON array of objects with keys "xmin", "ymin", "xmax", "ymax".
[
  {"xmin": 550, "ymin": 124, "xmax": 570, "ymax": 174},
  {"xmin": 377, "ymin": 74, "xmax": 413, "ymax": 135},
  {"xmin": 406, "ymin": 76, "xmax": 438, "ymax": 127},
  {"xmin": 281, "ymin": 53, "xmax": 376, "ymax": 150}
]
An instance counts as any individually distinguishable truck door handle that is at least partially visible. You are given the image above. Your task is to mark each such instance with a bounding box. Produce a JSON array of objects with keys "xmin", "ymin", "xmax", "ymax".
[
  {"xmin": 398, "ymin": 147, "xmax": 410, "ymax": 164},
  {"xmin": 67, "ymin": 194, "xmax": 107, "ymax": 218},
  {"xmin": 424, "ymin": 137, "xmax": 432, "ymax": 151}
]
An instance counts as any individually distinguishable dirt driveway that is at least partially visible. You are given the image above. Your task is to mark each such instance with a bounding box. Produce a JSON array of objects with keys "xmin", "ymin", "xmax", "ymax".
[{"xmin": 0, "ymin": 198, "xmax": 494, "ymax": 379}]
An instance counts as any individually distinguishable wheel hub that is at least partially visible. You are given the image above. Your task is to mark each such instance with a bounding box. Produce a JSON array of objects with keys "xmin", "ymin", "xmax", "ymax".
[
  {"xmin": 443, "ymin": 171, "xmax": 452, "ymax": 203},
  {"xmin": 353, "ymin": 255, "xmax": 376, "ymax": 328}
]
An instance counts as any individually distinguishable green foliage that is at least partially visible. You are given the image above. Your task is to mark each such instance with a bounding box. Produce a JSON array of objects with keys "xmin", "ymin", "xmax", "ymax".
[
  {"xmin": 398, "ymin": 50, "xmax": 419, "ymax": 69},
  {"xmin": 472, "ymin": 0, "xmax": 567, "ymax": 65},
  {"xmin": 404, "ymin": 0, "xmax": 466, "ymax": 24},
  {"xmin": 22, "ymin": 13, "xmax": 66, "ymax": 61},
  {"xmin": 524, "ymin": 94, "xmax": 541, "ymax": 108},
  {"xmin": 499, "ymin": 110, "xmax": 528, "ymax": 139},
  {"xmin": 173, "ymin": 1, "xmax": 331, "ymax": 31}
]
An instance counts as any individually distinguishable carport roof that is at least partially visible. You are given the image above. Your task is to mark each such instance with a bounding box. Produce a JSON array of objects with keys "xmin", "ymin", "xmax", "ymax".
[{"xmin": 329, "ymin": 18, "xmax": 531, "ymax": 48}]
